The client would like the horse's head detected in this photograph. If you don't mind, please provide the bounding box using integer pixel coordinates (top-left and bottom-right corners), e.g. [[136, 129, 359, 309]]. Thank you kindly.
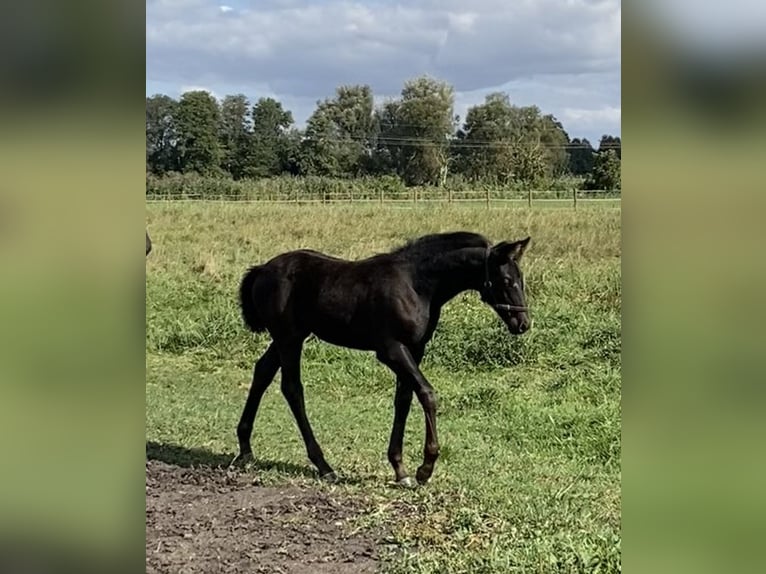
[[480, 236, 531, 335]]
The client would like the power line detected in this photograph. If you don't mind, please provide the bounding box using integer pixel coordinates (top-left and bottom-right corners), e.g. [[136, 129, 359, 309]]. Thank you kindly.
[[297, 134, 618, 150]]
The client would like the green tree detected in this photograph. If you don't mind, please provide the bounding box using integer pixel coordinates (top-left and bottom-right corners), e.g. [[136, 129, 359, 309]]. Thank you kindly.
[[218, 94, 251, 179], [330, 84, 377, 175], [509, 105, 550, 185], [454, 92, 516, 183], [247, 97, 294, 177], [540, 114, 570, 177], [584, 149, 621, 190], [175, 90, 223, 175], [280, 127, 304, 176], [378, 76, 456, 186], [567, 138, 596, 175], [454, 95, 569, 185], [146, 94, 179, 174], [299, 101, 341, 176], [299, 85, 376, 177], [598, 135, 621, 159], [369, 100, 403, 176]]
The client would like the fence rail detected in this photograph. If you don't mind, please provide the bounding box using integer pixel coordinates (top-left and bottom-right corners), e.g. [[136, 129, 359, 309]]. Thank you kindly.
[[146, 189, 620, 208]]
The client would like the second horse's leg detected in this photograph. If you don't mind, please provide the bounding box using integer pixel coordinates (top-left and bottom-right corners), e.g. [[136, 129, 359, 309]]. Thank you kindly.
[[279, 341, 336, 481]]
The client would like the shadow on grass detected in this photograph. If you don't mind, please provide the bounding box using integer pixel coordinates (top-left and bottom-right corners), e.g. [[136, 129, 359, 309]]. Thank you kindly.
[[145, 441, 368, 485]]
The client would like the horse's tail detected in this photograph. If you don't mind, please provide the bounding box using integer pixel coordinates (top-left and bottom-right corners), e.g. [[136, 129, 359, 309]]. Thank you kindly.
[[239, 265, 267, 333]]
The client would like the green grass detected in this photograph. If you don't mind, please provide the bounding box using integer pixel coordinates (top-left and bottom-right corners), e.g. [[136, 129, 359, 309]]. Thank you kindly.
[[146, 202, 621, 573]]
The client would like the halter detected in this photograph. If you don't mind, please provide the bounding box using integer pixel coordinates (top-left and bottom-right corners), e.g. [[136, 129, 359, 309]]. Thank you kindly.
[[482, 246, 529, 313]]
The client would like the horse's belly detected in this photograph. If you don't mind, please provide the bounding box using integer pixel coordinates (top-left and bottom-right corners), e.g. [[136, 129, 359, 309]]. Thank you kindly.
[[311, 325, 375, 351]]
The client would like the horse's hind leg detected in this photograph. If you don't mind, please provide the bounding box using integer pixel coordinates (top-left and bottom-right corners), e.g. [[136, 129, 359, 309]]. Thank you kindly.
[[278, 340, 336, 481], [232, 342, 281, 465]]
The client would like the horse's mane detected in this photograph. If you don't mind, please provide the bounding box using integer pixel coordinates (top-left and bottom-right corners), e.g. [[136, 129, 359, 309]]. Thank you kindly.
[[388, 231, 490, 263]]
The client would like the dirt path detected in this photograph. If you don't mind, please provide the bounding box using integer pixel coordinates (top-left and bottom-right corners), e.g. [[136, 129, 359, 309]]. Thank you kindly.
[[146, 460, 383, 574]]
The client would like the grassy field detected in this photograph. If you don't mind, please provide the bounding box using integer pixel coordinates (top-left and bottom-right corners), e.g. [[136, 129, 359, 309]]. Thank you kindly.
[[146, 202, 621, 573]]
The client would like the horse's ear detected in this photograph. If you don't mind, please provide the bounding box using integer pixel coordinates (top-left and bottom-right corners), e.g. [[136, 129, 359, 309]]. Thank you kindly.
[[493, 236, 531, 262], [511, 236, 531, 261]]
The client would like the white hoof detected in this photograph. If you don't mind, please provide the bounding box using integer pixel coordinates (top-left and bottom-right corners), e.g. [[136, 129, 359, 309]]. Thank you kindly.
[[395, 476, 416, 489]]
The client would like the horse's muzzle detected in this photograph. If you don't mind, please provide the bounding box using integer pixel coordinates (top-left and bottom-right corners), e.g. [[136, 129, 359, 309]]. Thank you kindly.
[[504, 311, 530, 335]]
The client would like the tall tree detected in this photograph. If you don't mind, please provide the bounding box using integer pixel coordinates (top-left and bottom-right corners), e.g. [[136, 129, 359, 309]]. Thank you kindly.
[[369, 100, 402, 176], [175, 90, 223, 175], [218, 94, 251, 179], [455, 95, 568, 185], [540, 114, 570, 177], [567, 138, 596, 175], [330, 84, 377, 175], [584, 149, 621, 190], [299, 101, 342, 176], [454, 92, 517, 183], [280, 127, 303, 176], [378, 76, 456, 186], [598, 135, 621, 159], [509, 105, 549, 184], [299, 85, 376, 177], [146, 94, 179, 174], [248, 97, 294, 177]]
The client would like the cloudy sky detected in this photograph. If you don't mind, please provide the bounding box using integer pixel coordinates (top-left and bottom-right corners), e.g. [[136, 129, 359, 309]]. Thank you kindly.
[[146, 0, 621, 144]]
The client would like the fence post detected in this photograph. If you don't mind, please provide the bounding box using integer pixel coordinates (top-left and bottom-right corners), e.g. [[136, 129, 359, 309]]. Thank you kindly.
[[485, 188, 490, 209], [379, 188, 384, 204], [573, 188, 577, 210], [448, 188, 453, 204], [527, 188, 532, 208]]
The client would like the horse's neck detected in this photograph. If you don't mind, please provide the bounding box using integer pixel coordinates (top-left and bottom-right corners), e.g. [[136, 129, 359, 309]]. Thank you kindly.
[[418, 247, 486, 305]]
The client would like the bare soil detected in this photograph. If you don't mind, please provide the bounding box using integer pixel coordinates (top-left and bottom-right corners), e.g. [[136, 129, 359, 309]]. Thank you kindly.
[[146, 460, 386, 574]]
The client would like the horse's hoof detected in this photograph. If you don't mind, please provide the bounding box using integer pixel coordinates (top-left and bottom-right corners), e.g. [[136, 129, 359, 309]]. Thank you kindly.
[[320, 471, 339, 483], [395, 476, 416, 489], [415, 467, 432, 485], [229, 452, 253, 468]]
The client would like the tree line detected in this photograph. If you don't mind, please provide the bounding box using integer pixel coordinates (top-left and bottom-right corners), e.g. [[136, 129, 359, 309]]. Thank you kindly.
[[147, 75, 621, 190]]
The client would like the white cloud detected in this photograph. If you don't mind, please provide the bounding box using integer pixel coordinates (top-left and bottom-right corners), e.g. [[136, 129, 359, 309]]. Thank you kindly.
[[561, 106, 621, 139], [146, 0, 621, 140], [563, 106, 621, 124], [447, 11, 478, 33], [178, 85, 220, 99]]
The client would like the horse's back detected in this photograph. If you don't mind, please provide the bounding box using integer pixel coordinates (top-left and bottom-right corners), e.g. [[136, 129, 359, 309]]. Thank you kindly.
[[253, 248, 422, 347]]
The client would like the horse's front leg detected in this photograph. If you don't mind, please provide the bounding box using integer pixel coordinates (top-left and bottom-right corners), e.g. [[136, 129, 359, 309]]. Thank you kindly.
[[387, 378, 414, 486], [386, 344, 425, 487], [378, 342, 439, 485]]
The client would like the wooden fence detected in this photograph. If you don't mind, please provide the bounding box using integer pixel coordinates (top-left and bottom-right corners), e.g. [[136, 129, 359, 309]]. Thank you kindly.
[[146, 189, 620, 208]]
